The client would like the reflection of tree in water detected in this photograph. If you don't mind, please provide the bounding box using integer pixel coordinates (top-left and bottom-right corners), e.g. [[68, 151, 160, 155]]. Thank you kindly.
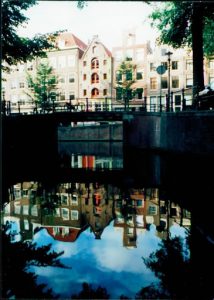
[[136, 233, 214, 300], [71, 282, 110, 299], [2, 224, 66, 299], [136, 236, 191, 299]]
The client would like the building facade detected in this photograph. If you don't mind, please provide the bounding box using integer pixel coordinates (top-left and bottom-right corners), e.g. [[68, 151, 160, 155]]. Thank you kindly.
[[2, 31, 214, 113]]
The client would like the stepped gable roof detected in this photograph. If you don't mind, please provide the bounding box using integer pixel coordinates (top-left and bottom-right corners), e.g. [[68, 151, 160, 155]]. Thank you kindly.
[[45, 226, 80, 242], [57, 32, 87, 50], [81, 36, 112, 59]]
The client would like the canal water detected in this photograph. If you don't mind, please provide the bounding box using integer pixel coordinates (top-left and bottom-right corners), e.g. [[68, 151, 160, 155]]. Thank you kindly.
[[2, 140, 214, 299]]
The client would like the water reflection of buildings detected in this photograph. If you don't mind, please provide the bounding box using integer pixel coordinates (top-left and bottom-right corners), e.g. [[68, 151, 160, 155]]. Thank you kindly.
[[4, 183, 191, 245], [66, 154, 123, 170]]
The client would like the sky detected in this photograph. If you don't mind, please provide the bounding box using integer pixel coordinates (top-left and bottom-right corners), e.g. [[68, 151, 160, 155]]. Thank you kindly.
[[17, 1, 160, 50]]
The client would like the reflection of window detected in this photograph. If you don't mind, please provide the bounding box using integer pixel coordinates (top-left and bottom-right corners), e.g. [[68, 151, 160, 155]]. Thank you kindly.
[[71, 210, 79, 220], [15, 205, 21, 214], [53, 227, 60, 235], [31, 205, 38, 216], [24, 219, 29, 230], [23, 205, 29, 215], [83, 89, 87, 96], [149, 205, 157, 215], [83, 74, 87, 80], [103, 89, 107, 96], [14, 189, 21, 199], [62, 227, 69, 236], [61, 208, 69, 220], [136, 199, 143, 207], [103, 73, 107, 80], [22, 189, 28, 197], [61, 194, 68, 205], [71, 194, 78, 205], [54, 208, 60, 216], [172, 76, 179, 88], [150, 77, 157, 89], [127, 227, 134, 235]]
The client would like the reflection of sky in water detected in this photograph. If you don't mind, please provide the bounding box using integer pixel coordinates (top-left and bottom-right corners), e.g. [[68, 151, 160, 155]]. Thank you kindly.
[[30, 221, 161, 298]]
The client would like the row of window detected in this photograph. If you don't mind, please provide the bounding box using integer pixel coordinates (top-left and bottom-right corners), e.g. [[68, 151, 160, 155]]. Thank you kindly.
[[150, 60, 214, 72], [83, 73, 108, 81], [83, 58, 107, 68], [116, 71, 143, 81], [13, 203, 79, 221], [83, 88, 108, 97], [10, 75, 75, 89], [150, 76, 194, 90]]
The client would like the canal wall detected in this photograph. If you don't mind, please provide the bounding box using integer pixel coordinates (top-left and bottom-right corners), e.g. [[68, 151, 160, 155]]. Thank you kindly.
[[123, 111, 214, 155], [58, 123, 123, 141]]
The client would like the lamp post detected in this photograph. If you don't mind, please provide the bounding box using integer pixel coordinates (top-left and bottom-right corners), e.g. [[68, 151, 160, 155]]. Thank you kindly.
[[165, 51, 173, 112]]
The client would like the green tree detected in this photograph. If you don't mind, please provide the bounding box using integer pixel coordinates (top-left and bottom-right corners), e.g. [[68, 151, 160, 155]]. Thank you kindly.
[[2, 224, 66, 299], [26, 62, 58, 111], [149, 1, 214, 100], [115, 58, 136, 110], [2, 0, 62, 71]]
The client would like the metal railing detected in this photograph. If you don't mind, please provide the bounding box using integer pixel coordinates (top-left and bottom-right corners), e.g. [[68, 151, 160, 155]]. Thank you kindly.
[[2, 92, 214, 116]]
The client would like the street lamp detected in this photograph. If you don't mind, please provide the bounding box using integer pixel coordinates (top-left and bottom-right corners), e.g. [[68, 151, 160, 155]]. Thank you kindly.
[[165, 51, 173, 112]]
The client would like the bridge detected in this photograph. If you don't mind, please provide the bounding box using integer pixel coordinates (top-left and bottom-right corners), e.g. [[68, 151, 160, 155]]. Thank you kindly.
[[3, 108, 214, 156]]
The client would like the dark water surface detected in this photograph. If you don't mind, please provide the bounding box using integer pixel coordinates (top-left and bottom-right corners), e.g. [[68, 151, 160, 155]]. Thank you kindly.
[[2, 141, 214, 299]]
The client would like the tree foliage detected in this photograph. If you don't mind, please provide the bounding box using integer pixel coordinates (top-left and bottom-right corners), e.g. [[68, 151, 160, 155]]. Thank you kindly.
[[115, 58, 136, 108], [26, 61, 58, 110], [71, 282, 110, 299], [2, 0, 61, 70], [2, 223, 66, 299], [150, 1, 214, 56], [149, 1, 214, 96]]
